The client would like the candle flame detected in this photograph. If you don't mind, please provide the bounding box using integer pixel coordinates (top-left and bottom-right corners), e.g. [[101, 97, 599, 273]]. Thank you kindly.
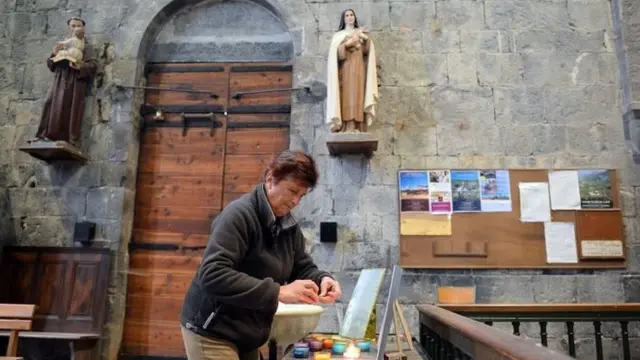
[[344, 342, 361, 359]]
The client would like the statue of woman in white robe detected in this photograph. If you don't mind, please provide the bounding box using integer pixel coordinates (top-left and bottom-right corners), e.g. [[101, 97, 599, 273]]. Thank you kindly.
[[326, 9, 379, 133]]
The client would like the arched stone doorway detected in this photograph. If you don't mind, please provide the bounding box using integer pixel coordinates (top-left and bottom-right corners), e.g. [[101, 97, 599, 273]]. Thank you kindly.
[[109, 0, 315, 358]]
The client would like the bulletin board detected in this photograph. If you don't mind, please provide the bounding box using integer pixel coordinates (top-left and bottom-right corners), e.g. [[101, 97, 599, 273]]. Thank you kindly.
[[398, 169, 627, 269]]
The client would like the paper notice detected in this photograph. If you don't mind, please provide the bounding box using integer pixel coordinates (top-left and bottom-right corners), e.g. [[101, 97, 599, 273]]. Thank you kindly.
[[544, 222, 578, 263], [548, 171, 581, 210], [519, 182, 551, 222], [581, 240, 624, 258]]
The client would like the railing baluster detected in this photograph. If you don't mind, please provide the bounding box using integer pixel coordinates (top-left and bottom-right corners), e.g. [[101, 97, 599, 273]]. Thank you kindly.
[[484, 321, 493, 326], [539, 321, 548, 347], [454, 347, 462, 360], [621, 320, 630, 360], [512, 321, 520, 336], [566, 321, 576, 357], [593, 321, 603, 360]]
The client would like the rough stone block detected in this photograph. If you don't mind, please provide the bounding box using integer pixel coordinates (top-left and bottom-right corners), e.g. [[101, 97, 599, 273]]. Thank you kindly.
[[363, 155, 401, 186], [384, 53, 432, 87], [423, 29, 460, 53], [447, 53, 477, 85], [474, 275, 536, 303], [378, 86, 434, 129], [389, 1, 436, 31], [373, 31, 423, 54], [359, 185, 397, 216], [9, 187, 87, 217], [503, 125, 566, 156], [430, 85, 495, 126], [516, 30, 607, 54], [311, 2, 390, 32], [460, 30, 513, 53], [476, 53, 524, 85], [393, 126, 437, 156], [86, 187, 126, 221], [576, 274, 624, 302], [485, 0, 570, 30], [381, 215, 400, 247], [308, 244, 344, 274], [568, 0, 613, 30], [532, 275, 578, 303], [435, 0, 485, 30], [342, 242, 390, 270], [622, 274, 640, 301], [619, 186, 637, 217], [494, 87, 544, 126], [12, 216, 75, 246], [9, 12, 47, 38], [544, 86, 618, 125]]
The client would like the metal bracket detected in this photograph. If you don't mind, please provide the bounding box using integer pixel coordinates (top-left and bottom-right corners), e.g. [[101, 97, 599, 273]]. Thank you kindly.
[[231, 80, 327, 101], [116, 84, 219, 99], [180, 112, 217, 137]]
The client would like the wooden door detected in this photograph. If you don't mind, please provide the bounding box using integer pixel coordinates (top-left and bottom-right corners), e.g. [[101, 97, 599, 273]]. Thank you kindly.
[[121, 62, 292, 358]]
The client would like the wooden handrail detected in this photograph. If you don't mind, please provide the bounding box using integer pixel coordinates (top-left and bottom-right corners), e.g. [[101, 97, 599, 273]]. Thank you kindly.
[[417, 304, 574, 360], [439, 303, 640, 313]]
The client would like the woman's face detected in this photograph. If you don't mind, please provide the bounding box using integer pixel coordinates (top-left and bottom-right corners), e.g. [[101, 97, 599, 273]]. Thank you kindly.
[[265, 175, 309, 217], [344, 10, 356, 26]]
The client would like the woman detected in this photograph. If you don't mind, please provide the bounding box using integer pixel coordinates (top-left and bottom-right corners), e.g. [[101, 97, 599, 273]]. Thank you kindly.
[[326, 9, 378, 133], [180, 150, 342, 360]]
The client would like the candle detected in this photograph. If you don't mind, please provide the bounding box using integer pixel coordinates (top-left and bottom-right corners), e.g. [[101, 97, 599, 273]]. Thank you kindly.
[[293, 346, 310, 358], [331, 341, 347, 355], [343, 343, 361, 359], [355, 339, 371, 352], [313, 352, 331, 360], [308, 340, 323, 352], [322, 338, 333, 349]]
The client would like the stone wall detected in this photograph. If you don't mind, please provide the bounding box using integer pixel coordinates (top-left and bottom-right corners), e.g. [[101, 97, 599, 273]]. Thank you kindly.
[[0, 0, 638, 359]]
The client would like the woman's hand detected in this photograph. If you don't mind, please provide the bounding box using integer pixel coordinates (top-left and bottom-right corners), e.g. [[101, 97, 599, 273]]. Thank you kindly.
[[278, 280, 319, 304], [318, 277, 342, 304]]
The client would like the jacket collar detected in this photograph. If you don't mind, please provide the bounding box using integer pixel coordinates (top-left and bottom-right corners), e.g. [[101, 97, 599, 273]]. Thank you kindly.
[[255, 183, 297, 230]]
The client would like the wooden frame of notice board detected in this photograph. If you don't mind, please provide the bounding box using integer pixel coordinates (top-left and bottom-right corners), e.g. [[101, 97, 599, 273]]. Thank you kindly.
[[397, 169, 626, 269]]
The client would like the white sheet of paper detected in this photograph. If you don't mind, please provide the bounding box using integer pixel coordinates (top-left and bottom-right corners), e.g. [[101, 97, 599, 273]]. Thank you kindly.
[[544, 222, 578, 263], [519, 182, 551, 222], [548, 171, 581, 210]]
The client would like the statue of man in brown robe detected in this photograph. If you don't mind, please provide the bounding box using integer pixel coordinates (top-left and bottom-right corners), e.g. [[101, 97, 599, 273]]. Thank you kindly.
[[326, 9, 378, 134], [32, 17, 97, 147]]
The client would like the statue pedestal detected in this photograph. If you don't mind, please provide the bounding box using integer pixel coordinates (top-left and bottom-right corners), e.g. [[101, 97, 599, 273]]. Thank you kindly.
[[19, 140, 89, 164], [325, 132, 378, 157]]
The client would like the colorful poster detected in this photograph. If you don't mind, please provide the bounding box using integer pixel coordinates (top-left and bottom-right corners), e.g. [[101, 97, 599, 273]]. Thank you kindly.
[[398, 171, 429, 212], [578, 170, 613, 209], [451, 170, 481, 212], [479, 170, 512, 212], [429, 170, 452, 213]]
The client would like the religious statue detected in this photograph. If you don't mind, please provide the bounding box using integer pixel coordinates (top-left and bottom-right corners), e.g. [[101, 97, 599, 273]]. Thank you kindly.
[[31, 17, 97, 147], [51, 25, 85, 70], [326, 9, 378, 134]]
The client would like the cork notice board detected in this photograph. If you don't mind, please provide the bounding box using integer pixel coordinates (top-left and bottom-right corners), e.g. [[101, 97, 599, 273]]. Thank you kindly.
[[398, 169, 626, 269]]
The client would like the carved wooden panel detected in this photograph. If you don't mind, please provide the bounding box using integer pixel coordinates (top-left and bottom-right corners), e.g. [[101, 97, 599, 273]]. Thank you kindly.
[[0, 247, 110, 334]]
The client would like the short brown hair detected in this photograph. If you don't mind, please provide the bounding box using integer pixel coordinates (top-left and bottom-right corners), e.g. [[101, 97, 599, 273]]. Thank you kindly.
[[264, 150, 319, 189]]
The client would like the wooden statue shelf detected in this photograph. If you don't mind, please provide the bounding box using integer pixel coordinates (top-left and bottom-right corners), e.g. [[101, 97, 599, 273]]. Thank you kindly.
[[19, 16, 96, 164], [325, 9, 379, 157], [397, 168, 627, 269]]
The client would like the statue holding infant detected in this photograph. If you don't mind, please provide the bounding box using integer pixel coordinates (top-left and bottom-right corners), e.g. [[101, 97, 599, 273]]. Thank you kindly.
[[326, 9, 379, 134], [30, 16, 97, 147]]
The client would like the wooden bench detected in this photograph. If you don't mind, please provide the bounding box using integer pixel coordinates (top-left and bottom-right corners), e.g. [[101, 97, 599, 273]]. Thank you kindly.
[[0, 246, 111, 360], [0, 304, 36, 360]]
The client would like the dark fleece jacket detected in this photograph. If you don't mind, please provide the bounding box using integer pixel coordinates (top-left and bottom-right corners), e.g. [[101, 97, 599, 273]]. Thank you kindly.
[[180, 184, 332, 352]]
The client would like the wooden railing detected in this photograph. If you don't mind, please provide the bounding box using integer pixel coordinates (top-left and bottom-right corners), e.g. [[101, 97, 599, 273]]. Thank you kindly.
[[418, 304, 640, 360]]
